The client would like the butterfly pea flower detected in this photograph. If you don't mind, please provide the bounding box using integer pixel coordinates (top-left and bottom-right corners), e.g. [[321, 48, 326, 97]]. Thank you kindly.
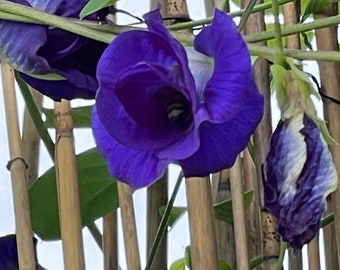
[[263, 112, 337, 250], [92, 8, 264, 189], [0, 234, 45, 269], [0, 0, 108, 100]]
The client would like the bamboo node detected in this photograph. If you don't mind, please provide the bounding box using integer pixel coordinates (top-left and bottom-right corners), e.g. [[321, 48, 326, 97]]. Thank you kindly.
[[6, 157, 28, 171]]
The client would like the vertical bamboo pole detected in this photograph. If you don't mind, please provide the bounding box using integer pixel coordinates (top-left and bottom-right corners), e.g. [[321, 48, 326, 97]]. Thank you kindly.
[[22, 89, 43, 186], [243, 149, 261, 261], [230, 156, 249, 270], [241, 1, 272, 268], [118, 182, 141, 270], [54, 100, 85, 270], [212, 170, 236, 269], [307, 236, 320, 270], [1, 63, 36, 270], [314, 3, 340, 269], [282, 2, 303, 268], [186, 177, 219, 270], [103, 213, 118, 270]]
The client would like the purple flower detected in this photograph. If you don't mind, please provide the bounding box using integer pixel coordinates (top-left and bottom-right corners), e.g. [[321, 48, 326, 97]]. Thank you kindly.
[[263, 113, 337, 250], [0, 234, 44, 269], [92, 8, 263, 189], [0, 0, 108, 100]]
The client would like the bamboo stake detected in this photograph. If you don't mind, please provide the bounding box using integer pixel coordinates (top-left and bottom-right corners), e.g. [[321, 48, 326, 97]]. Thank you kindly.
[[146, 174, 168, 270], [185, 177, 219, 270], [240, 1, 272, 269], [314, 4, 340, 269], [307, 236, 320, 270], [230, 156, 249, 270], [117, 182, 141, 270], [212, 170, 236, 269], [243, 149, 262, 261], [54, 100, 85, 270], [282, 2, 303, 268], [22, 89, 43, 187], [103, 213, 118, 270], [1, 63, 36, 270]]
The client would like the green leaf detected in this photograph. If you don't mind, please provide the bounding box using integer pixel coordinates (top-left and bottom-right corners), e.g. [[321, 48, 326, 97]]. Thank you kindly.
[[42, 105, 92, 128], [169, 258, 186, 270], [301, 0, 332, 22], [214, 190, 254, 223], [219, 259, 232, 270], [159, 206, 186, 229], [79, 0, 118, 19], [29, 148, 118, 240]]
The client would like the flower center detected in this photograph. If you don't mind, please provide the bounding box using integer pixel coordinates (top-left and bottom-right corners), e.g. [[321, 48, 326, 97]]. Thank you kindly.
[[166, 93, 193, 130]]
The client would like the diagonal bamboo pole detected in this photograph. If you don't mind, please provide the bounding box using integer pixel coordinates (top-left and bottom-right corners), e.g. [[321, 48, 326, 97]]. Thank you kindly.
[[186, 176, 219, 270], [314, 3, 340, 269], [1, 63, 36, 270], [117, 182, 141, 270], [22, 89, 42, 187], [230, 156, 249, 270], [54, 100, 85, 270]]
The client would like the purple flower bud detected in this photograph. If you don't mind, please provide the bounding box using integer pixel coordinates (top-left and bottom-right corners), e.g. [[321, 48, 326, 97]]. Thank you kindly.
[[263, 113, 337, 250]]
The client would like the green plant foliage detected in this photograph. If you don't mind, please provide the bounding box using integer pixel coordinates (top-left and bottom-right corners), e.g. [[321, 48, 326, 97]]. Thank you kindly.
[[301, 0, 336, 22], [219, 259, 232, 270], [158, 206, 186, 229], [214, 189, 254, 223], [79, 0, 118, 19], [29, 148, 119, 240], [169, 258, 186, 270], [42, 105, 92, 128]]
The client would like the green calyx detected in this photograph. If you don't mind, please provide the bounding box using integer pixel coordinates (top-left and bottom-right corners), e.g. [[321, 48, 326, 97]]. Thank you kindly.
[[271, 57, 336, 144]]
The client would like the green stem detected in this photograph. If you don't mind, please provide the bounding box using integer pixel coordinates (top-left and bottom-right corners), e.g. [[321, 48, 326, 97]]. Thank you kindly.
[[272, 0, 285, 65], [145, 171, 184, 270], [86, 222, 103, 251], [276, 240, 287, 270], [249, 255, 263, 269], [14, 72, 55, 160], [238, 0, 258, 32], [168, 0, 293, 30], [245, 15, 340, 43], [0, 0, 114, 43]]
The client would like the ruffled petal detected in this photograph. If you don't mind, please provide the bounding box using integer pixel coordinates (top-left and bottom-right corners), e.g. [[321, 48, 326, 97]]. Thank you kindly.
[[194, 9, 254, 122], [92, 107, 169, 189], [179, 80, 263, 176]]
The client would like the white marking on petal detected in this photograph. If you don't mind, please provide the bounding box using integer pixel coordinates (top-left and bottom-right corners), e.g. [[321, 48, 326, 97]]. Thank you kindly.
[[280, 113, 307, 202], [185, 47, 213, 100]]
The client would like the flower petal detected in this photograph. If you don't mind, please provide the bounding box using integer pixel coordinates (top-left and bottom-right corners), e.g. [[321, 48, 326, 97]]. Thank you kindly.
[[180, 80, 263, 176], [92, 107, 169, 189], [194, 9, 254, 122]]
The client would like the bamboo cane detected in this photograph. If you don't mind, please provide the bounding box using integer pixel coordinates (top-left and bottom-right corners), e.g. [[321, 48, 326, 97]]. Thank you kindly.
[[230, 156, 249, 270], [314, 3, 340, 269], [54, 100, 85, 270], [103, 213, 118, 270], [282, 2, 303, 268], [1, 63, 36, 270], [307, 236, 320, 270], [185, 176, 219, 270], [212, 170, 236, 269], [22, 89, 43, 187], [117, 182, 141, 270]]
